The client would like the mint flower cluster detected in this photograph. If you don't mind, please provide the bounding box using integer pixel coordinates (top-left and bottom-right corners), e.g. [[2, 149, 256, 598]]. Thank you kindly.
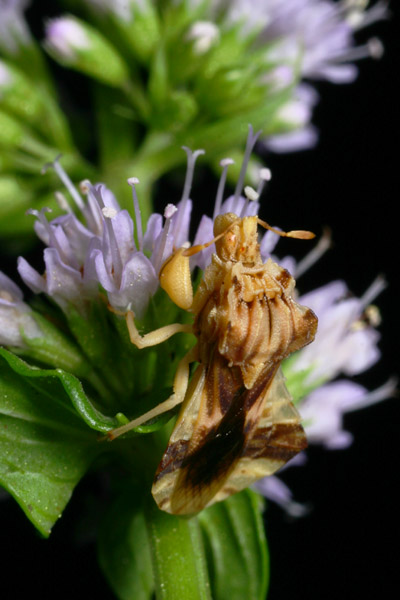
[[0, 128, 392, 535], [0, 0, 386, 238]]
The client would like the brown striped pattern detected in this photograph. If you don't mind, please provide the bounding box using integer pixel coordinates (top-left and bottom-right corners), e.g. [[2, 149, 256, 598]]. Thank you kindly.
[[152, 215, 317, 514]]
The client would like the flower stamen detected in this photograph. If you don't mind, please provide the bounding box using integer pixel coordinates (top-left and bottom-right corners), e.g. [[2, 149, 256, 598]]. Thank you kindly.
[[295, 228, 332, 278], [42, 155, 86, 213], [240, 186, 260, 218], [346, 377, 397, 411], [329, 37, 384, 64], [359, 274, 387, 309], [175, 147, 205, 237], [127, 177, 143, 252], [101, 203, 123, 288], [153, 204, 178, 275], [80, 180, 104, 234], [54, 191, 73, 214], [257, 168, 272, 197], [213, 158, 235, 220], [232, 125, 262, 213]]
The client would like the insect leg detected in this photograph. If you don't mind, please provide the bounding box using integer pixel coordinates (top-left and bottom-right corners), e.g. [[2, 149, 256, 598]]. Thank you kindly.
[[106, 346, 197, 440], [125, 310, 192, 349]]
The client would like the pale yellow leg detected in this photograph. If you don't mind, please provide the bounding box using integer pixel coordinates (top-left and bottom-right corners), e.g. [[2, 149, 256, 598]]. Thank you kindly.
[[107, 346, 198, 440], [125, 310, 192, 349]]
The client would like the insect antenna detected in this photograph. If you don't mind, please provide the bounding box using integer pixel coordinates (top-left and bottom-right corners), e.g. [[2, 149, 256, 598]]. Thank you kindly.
[[257, 218, 315, 240]]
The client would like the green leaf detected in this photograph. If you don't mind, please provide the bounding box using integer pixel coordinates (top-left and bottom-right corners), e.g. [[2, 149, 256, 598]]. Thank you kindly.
[[198, 490, 269, 600], [145, 500, 211, 600], [98, 486, 154, 600], [0, 348, 120, 432], [0, 348, 106, 536]]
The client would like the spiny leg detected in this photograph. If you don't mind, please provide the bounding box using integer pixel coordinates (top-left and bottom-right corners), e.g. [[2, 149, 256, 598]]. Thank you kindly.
[[107, 346, 198, 440]]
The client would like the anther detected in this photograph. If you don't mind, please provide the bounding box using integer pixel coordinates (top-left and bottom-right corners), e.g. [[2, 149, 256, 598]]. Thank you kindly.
[[257, 167, 272, 197], [164, 204, 178, 220], [54, 191, 72, 213], [241, 186, 260, 217], [102, 206, 118, 219]]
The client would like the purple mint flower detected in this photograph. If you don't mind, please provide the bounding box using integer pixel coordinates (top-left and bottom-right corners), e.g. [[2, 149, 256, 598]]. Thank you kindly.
[[264, 84, 319, 153], [15, 127, 298, 319], [227, 0, 386, 82], [16, 150, 207, 317], [0, 270, 42, 347], [264, 125, 319, 154], [255, 453, 309, 516], [87, 187, 158, 317], [15, 158, 107, 313], [17, 206, 99, 313], [292, 277, 386, 385], [220, 0, 386, 152], [16, 158, 158, 317], [300, 378, 396, 449]]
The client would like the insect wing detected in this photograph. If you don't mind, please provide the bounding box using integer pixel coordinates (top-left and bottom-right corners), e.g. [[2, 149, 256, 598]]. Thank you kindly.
[[152, 351, 306, 515], [151, 361, 208, 514], [212, 367, 307, 506]]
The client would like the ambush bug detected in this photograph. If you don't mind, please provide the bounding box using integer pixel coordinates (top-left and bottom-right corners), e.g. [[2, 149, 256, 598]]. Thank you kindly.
[[108, 213, 318, 515]]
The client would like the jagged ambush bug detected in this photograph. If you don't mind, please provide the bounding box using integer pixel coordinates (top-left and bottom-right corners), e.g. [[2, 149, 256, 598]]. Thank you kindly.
[[108, 210, 318, 515]]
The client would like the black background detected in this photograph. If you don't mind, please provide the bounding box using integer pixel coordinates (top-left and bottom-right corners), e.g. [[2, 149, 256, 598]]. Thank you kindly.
[[1, 2, 398, 599]]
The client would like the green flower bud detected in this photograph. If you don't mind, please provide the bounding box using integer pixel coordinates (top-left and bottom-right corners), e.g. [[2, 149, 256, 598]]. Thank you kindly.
[[87, 0, 160, 63], [0, 110, 25, 147], [0, 176, 30, 220], [44, 16, 130, 87], [0, 59, 44, 125]]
